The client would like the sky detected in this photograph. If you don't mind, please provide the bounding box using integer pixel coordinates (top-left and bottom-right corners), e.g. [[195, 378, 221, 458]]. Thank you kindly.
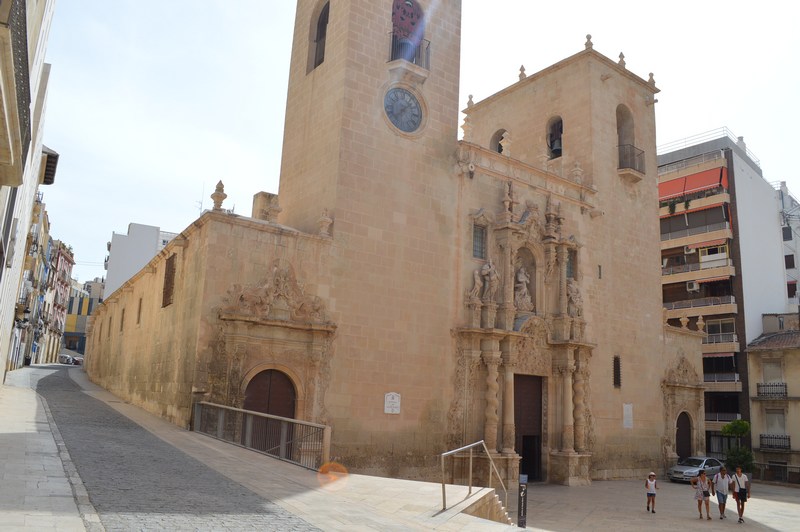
[[42, 1, 800, 283]]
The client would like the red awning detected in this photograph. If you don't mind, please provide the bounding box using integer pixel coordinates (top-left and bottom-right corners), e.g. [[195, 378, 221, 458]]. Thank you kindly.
[[703, 352, 735, 358], [686, 238, 728, 250], [697, 276, 731, 284], [658, 167, 728, 201], [789, 280, 798, 285]]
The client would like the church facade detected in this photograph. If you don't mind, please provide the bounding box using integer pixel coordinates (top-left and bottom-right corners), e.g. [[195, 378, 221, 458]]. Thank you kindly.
[[86, 0, 706, 485]]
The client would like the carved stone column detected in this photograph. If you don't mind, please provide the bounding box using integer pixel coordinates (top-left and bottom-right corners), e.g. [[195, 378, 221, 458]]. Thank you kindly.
[[482, 351, 502, 452], [557, 245, 568, 315], [499, 241, 515, 331], [483, 302, 498, 329], [561, 361, 575, 453], [501, 350, 516, 454], [467, 300, 482, 329], [573, 349, 586, 452]]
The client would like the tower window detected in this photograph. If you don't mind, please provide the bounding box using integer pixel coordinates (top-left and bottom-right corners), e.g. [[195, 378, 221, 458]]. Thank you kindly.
[[162, 254, 176, 308], [473, 224, 487, 259], [490, 129, 507, 154], [389, 0, 429, 68], [310, 2, 329, 71], [547, 117, 563, 159], [613, 356, 622, 388]]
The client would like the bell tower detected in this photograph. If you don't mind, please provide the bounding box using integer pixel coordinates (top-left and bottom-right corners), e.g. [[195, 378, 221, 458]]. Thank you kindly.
[[275, 0, 465, 468]]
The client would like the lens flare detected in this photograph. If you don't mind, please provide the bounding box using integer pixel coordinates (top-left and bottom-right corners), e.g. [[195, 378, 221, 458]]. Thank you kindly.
[[317, 461, 349, 491]]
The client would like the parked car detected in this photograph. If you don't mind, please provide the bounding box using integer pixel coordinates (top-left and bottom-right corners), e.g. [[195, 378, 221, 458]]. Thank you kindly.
[[58, 353, 73, 365], [71, 355, 84, 365], [668, 456, 724, 482]]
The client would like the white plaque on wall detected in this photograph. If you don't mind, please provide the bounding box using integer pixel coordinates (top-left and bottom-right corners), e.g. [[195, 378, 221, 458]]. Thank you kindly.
[[623, 403, 633, 429], [384, 392, 401, 414]]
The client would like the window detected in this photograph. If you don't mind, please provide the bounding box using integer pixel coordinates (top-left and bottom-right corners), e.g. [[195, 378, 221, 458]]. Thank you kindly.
[[789, 282, 797, 299], [162, 254, 176, 308], [472, 224, 487, 259], [566, 249, 577, 279], [763, 360, 782, 383], [490, 129, 507, 154], [765, 409, 786, 435], [613, 355, 621, 388], [137, 297, 142, 325], [778, 316, 785, 330], [782, 226, 793, 241], [785, 254, 795, 269], [309, 2, 329, 71], [700, 245, 728, 257], [706, 319, 735, 335], [546, 117, 563, 159], [119, 308, 125, 331], [107, 316, 111, 338]]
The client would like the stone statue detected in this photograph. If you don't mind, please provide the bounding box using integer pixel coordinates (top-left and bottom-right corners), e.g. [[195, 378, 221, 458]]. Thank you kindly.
[[567, 278, 583, 317], [481, 259, 500, 302], [514, 266, 534, 312], [468, 269, 482, 301]]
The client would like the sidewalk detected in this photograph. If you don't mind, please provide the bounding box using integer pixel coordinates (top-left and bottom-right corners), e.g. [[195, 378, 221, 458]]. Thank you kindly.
[[0, 370, 88, 531]]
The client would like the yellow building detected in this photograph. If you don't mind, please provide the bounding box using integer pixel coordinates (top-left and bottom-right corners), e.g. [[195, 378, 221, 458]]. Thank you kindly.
[[87, 0, 704, 485]]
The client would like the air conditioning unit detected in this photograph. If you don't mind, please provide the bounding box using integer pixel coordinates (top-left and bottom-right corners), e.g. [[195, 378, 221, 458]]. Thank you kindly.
[[686, 281, 700, 292], [684, 246, 696, 254]]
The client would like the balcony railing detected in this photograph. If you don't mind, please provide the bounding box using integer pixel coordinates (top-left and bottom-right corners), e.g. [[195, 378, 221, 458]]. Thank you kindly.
[[193, 402, 331, 471], [757, 382, 788, 398], [704, 372, 739, 383], [659, 185, 728, 206], [661, 221, 730, 241], [702, 333, 737, 345], [618, 144, 645, 174], [663, 295, 735, 310], [388, 31, 430, 70], [661, 258, 734, 276], [705, 412, 741, 422], [760, 434, 791, 450]]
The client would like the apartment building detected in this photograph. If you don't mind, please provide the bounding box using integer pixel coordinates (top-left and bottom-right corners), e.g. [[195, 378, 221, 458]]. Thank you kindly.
[[64, 277, 104, 354], [104, 223, 177, 297], [775, 182, 800, 312], [657, 128, 788, 458]]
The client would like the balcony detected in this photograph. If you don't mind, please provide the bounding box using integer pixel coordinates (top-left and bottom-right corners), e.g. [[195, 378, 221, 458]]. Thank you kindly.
[[704, 371, 742, 392], [756, 382, 788, 399], [705, 412, 741, 432], [618, 144, 645, 182], [703, 333, 738, 345], [660, 223, 733, 252], [387, 31, 430, 85], [760, 434, 791, 451], [663, 295, 737, 319]]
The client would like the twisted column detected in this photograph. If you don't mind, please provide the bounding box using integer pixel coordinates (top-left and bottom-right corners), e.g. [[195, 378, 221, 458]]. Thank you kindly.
[[573, 349, 586, 452], [482, 351, 502, 452], [501, 350, 516, 454], [561, 362, 575, 452]]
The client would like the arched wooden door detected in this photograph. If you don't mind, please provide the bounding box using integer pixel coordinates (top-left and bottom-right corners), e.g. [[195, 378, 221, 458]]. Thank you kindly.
[[676, 412, 692, 460], [243, 370, 296, 457]]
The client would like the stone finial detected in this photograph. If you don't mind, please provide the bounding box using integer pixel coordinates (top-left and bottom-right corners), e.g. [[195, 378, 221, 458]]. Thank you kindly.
[[585, 34, 593, 50], [318, 208, 333, 237], [618, 53, 626, 68], [696, 315, 705, 332], [679, 314, 689, 329], [467, 94, 474, 108], [519, 65, 526, 81], [648, 72, 656, 86], [461, 113, 473, 142], [211, 181, 227, 211]]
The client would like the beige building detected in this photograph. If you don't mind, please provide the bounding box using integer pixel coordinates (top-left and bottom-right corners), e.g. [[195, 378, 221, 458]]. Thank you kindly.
[[747, 313, 800, 481], [86, 0, 705, 485]]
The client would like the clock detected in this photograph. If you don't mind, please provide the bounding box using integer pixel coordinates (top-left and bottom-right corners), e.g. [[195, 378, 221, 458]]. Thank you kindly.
[[384, 87, 422, 133]]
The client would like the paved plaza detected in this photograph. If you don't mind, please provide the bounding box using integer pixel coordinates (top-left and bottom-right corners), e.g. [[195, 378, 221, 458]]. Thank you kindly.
[[1, 365, 798, 531]]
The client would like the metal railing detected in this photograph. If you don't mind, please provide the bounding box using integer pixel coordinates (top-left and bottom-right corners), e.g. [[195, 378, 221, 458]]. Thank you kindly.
[[618, 144, 645, 174], [193, 402, 331, 471], [388, 31, 430, 69], [657, 127, 760, 168], [658, 147, 725, 174], [757, 382, 788, 398], [660, 185, 728, 205], [702, 333, 738, 344], [752, 462, 800, 484], [759, 434, 791, 451], [704, 372, 739, 383], [705, 412, 741, 422], [440, 440, 507, 512], [663, 295, 735, 310], [661, 222, 730, 241]]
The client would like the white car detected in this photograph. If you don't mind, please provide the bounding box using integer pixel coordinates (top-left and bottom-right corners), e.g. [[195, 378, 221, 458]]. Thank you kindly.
[[668, 456, 724, 482], [58, 353, 73, 364]]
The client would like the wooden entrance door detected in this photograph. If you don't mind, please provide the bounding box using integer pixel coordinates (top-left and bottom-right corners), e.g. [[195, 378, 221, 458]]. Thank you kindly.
[[243, 370, 296, 456], [676, 412, 692, 460], [514, 375, 543, 481]]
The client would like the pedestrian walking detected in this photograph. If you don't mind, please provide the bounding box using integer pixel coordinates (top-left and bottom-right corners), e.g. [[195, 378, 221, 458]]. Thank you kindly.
[[732, 466, 750, 524], [644, 472, 658, 513], [711, 466, 732, 519], [690, 470, 712, 520]]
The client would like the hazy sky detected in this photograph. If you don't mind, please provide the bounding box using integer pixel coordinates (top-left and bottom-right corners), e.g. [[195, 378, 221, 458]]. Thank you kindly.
[[42, 1, 800, 282]]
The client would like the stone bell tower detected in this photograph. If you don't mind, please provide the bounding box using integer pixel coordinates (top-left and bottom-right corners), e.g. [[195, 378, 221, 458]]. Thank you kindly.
[[276, 0, 466, 471]]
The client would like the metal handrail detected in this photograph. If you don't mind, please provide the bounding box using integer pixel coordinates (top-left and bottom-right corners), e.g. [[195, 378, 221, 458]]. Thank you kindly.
[[440, 440, 507, 511]]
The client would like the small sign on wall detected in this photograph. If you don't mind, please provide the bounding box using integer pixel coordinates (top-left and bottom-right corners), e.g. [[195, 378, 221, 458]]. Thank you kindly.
[[384, 392, 401, 414], [623, 403, 633, 429]]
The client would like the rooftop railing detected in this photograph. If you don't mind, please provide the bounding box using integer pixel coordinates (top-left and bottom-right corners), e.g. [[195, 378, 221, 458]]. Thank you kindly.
[[663, 295, 735, 310]]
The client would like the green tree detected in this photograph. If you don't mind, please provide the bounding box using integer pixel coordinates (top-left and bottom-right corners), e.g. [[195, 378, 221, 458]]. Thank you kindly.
[[721, 419, 754, 473]]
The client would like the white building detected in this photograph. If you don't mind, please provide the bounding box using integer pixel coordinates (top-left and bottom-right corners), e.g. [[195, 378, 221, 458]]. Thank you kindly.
[[775, 181, 800, 312], [104, 223, 177, 297], [1, 0, 58, 382]]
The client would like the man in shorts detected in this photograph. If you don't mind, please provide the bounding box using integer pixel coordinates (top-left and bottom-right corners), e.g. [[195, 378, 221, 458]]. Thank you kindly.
[[711, 466, 732, 519], [732, 466, 751, 523]]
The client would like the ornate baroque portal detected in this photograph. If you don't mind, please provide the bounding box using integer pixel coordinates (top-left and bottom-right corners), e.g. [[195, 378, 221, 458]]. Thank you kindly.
[[451, 181, 594, 485]]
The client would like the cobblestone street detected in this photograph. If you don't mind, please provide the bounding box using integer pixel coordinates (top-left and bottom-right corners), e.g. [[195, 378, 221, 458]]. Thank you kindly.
[[21, 366, 319, 531]]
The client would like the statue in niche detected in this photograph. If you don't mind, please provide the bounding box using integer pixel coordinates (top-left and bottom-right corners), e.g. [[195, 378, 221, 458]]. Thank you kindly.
[[514, 266, 534, 312], [567, 278, 583, 318], [481, 259, 500, 302], [468, 269, 483, 301]]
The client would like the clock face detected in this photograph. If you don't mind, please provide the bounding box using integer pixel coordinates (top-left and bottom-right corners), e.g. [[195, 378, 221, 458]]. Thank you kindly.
[[384, 87, 422, 133]]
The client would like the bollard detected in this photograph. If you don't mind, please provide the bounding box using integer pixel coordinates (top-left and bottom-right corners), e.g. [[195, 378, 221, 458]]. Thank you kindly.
[[517, 474, 528, 528]]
